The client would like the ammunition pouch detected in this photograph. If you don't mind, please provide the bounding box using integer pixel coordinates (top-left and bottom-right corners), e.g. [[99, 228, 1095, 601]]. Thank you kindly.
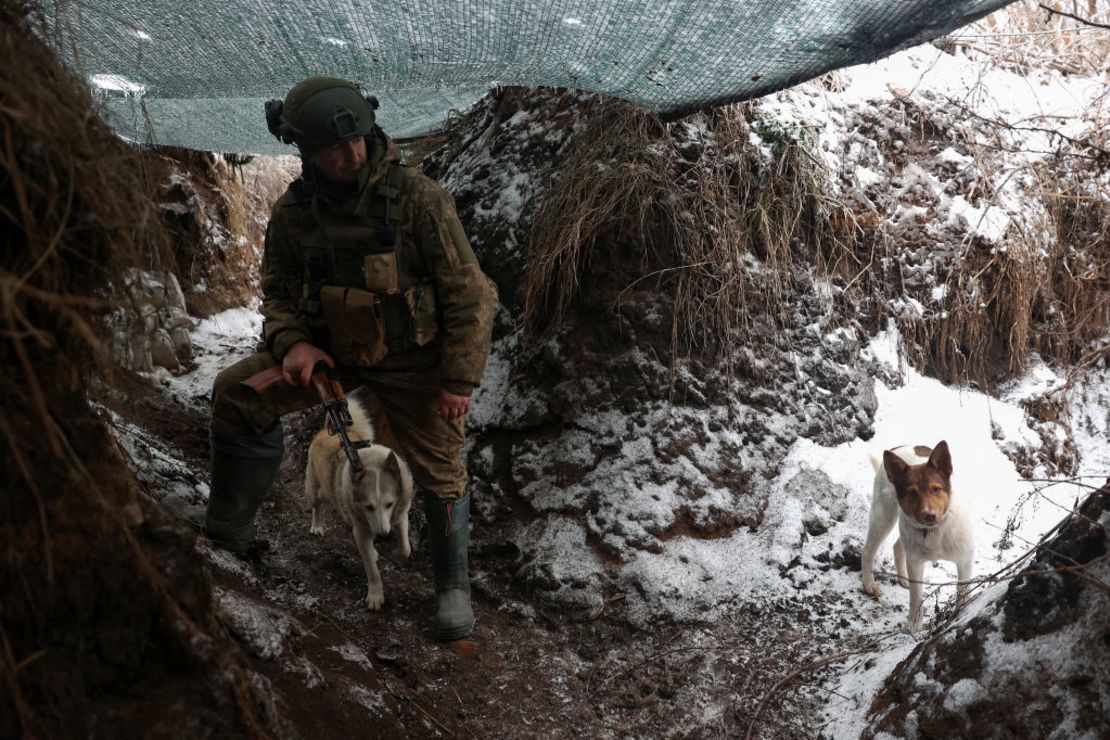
[[316, 281, 438, 368], [320, 285, 388, 367]]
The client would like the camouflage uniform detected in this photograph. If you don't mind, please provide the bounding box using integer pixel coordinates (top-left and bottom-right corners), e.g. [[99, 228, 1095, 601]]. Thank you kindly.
[[193, 76, 490, 640], [210, 130, 498, 501]]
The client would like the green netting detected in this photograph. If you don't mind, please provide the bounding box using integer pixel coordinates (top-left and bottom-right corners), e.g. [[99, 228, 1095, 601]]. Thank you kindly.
[[42, 0, 1013, 155]]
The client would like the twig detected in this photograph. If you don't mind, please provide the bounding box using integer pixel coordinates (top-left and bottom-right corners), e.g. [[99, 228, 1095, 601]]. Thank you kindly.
[[941, 97, 1110, 162], [0, 624, 33, 734], [870, 553, 1110, 593], [1017, 479, 1110, 530], [1022, 476, 1110, 484], [292, 602, 458, 736], [600, 631, 695, 686], [977, 518, 1110, 594], [1038, 3, 1110, 31], [587, 593, 626, 622], [744, 644, 881, 740], [387, 681, 455, 737]]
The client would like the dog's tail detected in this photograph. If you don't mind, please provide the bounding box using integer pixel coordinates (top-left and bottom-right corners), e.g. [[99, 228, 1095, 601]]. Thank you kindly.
[[344, 396, 375, 444], [867, 450, 884, 472]]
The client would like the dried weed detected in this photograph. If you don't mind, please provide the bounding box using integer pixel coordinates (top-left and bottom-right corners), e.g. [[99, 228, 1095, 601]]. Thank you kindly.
[[521, 98, 858, 375]]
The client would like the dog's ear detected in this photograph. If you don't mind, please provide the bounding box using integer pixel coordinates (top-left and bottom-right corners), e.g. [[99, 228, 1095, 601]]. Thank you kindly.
[[928, 440, 952, 477], [883, 449, 909, 482], [384, 450, 400, 474]]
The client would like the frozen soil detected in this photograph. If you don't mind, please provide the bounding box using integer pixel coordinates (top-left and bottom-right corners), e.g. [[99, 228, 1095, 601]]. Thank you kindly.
[[105, 358, 1107, 739], [100, 369, 884, 738]]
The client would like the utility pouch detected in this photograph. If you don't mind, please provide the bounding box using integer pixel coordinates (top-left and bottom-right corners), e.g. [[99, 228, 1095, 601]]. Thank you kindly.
[[405, 282, 438, 347], [320, 285, 388, 367], [364, 253, 399, 295]]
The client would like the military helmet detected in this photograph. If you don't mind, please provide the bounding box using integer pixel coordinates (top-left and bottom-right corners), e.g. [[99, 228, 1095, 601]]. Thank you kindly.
[[265, 77, 379, 153]]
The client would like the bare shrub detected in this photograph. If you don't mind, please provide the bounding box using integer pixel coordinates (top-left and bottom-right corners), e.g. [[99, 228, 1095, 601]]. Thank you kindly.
[[950, 0, 1110, 77], [521, 98, 858, 371]]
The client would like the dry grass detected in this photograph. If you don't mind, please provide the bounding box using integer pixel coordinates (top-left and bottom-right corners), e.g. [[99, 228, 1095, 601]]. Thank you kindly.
[[521, 98, 859, 372], [1037, 169, 1110, 369], [516, 86, 1105, 389], [912, 236, 1042, 384], [902, 124, 1109, 386], [143, 145, 281, 316], [953, 0, 1110, 77], [1, 4, 271, 735]]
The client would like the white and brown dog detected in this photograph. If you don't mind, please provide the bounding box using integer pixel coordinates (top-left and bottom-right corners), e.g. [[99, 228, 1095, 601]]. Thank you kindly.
[[304, 397, 413, 610], [861, 441, 974, 633]]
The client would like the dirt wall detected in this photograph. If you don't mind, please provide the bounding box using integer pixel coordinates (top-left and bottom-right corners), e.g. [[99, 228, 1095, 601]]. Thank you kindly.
[[0, 6, 280, 736]]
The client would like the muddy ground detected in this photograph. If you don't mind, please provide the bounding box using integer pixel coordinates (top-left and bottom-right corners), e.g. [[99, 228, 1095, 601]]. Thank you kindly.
[[98, 368, 881, 739]]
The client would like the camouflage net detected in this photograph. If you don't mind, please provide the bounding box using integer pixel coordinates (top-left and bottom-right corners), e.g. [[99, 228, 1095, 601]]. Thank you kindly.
[[41, 0, 1012, 153]]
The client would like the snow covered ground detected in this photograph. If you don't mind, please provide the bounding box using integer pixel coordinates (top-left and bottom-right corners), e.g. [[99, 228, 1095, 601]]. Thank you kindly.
[[162, 301, 263, 410], [143, 293, 1107, 737]]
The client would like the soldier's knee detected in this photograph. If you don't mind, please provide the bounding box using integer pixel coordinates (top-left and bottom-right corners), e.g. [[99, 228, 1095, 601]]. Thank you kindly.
[[212, 366, 241, 406], [211, 353, 277, 408], [209, 354, 279, 436]]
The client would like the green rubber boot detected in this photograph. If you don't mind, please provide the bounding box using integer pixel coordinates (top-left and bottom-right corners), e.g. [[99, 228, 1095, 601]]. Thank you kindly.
[[204, 427, 284, 553], [424, 492, 475, 641]]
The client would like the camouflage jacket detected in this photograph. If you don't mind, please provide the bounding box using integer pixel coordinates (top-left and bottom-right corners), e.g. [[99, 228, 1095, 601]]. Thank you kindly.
[[259, 131, 498, 396]]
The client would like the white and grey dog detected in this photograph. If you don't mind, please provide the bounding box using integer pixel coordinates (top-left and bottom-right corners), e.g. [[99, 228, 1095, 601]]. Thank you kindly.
[[304, 396, 413, 610]]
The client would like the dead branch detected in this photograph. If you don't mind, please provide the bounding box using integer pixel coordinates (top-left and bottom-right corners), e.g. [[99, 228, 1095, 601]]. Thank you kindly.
[[942, 95, 1110, 163], [1038, 3, 1110, 31], [388, 682, 456, 738]]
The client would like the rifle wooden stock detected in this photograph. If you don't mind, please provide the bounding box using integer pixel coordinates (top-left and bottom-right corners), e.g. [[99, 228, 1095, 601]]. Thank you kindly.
[[239, 364, 366, 477], [239, 365, 289, 393]]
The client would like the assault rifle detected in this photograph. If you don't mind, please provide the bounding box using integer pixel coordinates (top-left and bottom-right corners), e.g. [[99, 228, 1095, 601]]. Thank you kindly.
[[310, 363, 372, 480], [238, 362, 370, 479]]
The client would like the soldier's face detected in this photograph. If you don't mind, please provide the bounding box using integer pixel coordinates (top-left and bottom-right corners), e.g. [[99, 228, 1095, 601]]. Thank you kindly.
[[309, 137, 367, 184]]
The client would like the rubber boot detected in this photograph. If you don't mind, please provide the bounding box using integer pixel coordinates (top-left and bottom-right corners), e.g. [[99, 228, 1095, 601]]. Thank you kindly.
[[424, 492, 475, 641], [204, 426, 284, 553], [162, 494, 207, 530]]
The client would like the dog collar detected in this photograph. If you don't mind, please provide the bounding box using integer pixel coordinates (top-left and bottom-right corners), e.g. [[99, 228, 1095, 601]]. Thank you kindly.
[[908, 522, 939, 540]]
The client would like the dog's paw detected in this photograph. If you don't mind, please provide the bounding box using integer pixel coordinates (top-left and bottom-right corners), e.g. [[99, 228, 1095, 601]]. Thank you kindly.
[[897, 575, 910, 589], [905, 615, 923, 634], [862, 578, 883, 598], [398, 541, 411, 559], [366, 589, 385, 610], [310, 522, 325, 536]]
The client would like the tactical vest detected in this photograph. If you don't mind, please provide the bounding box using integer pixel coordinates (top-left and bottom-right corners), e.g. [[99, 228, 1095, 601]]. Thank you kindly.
[[294, 164, 438, 367]]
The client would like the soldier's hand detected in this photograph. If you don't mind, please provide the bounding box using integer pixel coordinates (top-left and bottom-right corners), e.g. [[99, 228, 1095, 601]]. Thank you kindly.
[[437, 390, 471, 421], [282, 341, 334, 387]]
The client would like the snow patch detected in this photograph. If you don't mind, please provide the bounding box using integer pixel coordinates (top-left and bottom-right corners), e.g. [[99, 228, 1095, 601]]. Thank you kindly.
[[215, 588, 302, 660]]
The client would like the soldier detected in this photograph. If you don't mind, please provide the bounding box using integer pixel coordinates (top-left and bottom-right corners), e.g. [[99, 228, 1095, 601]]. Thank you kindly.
[[201, 77, 497, 641]]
